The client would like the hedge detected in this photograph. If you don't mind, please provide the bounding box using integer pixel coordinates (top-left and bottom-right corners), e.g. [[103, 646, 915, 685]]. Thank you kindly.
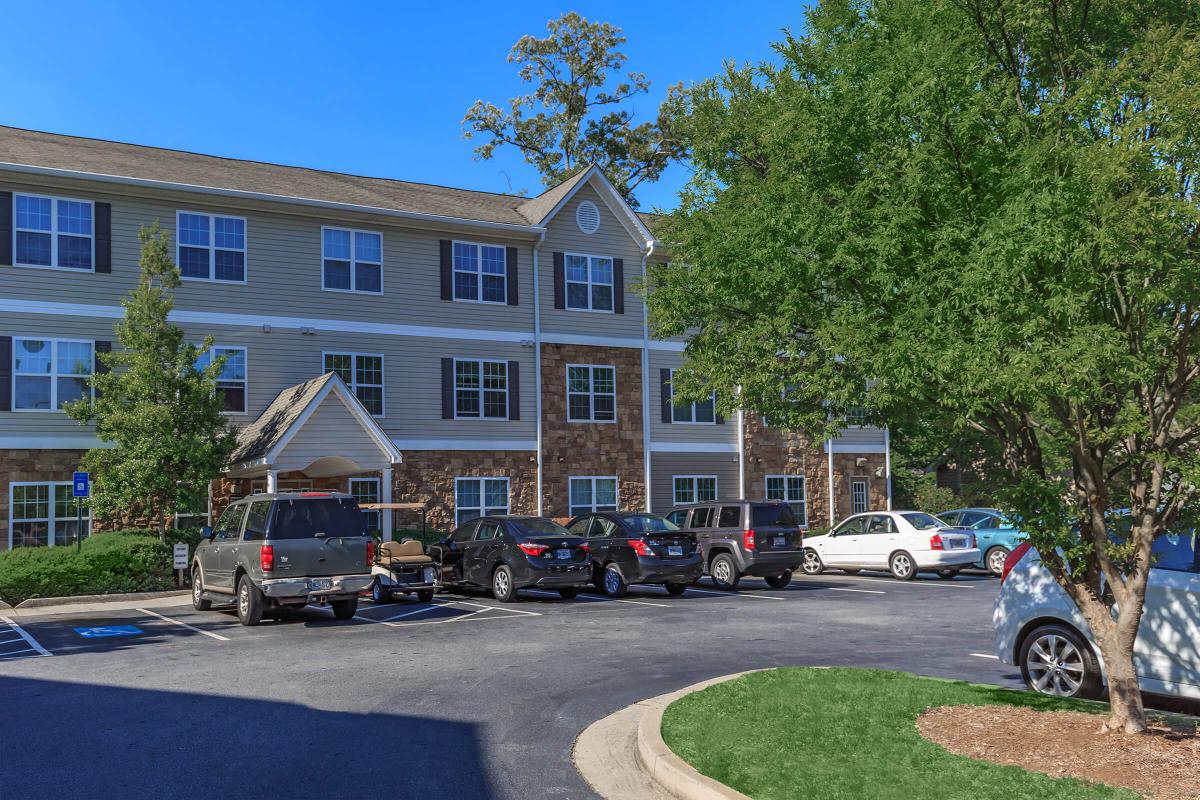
[[0, 531, 178, 605]]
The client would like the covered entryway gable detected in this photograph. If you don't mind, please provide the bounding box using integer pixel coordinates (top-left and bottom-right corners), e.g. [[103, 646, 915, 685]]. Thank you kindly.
[[225, 372, 402, 537]]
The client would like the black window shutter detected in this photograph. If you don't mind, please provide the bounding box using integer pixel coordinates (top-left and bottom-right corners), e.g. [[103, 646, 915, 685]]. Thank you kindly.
[[553, 252, 565, 309], [660, 368, 673, 424], [613, 258, 624, 314], [439, 240, 453, 300], [507, 360, 520, 420], [441, 358, 455, 419], [0, 192, 12, 266], [505, 247, 518, 306], [94, 341, 112, 399], [94, 202, 112, 273], [0, 336, 11, 412]]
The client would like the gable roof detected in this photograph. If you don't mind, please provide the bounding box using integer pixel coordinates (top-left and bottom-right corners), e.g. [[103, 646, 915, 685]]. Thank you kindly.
[[516, 168, 593, 225]]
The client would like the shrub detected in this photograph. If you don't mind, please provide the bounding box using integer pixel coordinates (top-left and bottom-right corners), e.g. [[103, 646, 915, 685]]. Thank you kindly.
[[0, 532, 175, 605]]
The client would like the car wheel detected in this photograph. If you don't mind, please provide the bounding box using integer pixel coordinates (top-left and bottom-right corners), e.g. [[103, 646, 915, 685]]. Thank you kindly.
[[558, 587, 579, 599], [801, 549, 824, 576], [371, 579, 392, 604], [1019, 624, 1103, 699], [709, 553, 740, 591], [764, 571, 793, 589], [664, 582, 688, 596], [236, 575, 264, 626], [330, 596, 358, 620], [936, 569, 960, 580], [191, 565, 212, 611], [602, 563, 629, 598], [889, 551, 917, 581], [985, 546, 1010, 577], [416, 589, 435, 603], [492, 564, 517, 603]]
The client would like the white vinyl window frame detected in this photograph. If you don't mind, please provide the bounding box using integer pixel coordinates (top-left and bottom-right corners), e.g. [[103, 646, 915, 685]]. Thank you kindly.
[[454, 477, 510, 527], [322, 351, 385, 417], [321, 226, 384, 295], [453, 358, 509, 420], [669, 368, 717, 425], [569, 476, 619, 516], [349, 477, 382, 532], [175, 210, 248, 284], [673, 475, 718, 506], [8, 481, 92, 549], [563, 252, 615, 312], [566, 363, 616, 423], [12, 192, 96, 271], [850, 478, 870, 514], [12, 337, 94, 413], [196, 345, 249, 415], [765, 475, 808, 527], [452, 240, 509, 304]]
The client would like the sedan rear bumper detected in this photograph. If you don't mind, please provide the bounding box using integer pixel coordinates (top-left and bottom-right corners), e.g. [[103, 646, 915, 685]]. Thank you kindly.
[[260, 574, 373, 599], [915, 549, 982, 570], [631, 554, 704, 584]]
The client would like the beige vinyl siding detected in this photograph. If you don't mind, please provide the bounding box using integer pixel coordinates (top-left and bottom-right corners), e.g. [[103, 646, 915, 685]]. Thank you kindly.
[[272, 398, 388, 473], [830, 425, 888, 450], [539, 183, 647, 341], [649, 452, 741, 514], [647, 350, 738, 445]]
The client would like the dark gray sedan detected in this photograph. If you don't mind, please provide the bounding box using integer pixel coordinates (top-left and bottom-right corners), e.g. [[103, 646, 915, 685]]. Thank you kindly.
[[565, 512, 702, 596]]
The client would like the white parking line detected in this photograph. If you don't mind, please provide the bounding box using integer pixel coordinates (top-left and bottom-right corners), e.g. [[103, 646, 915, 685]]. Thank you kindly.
[[377, 605, 445, 623], [685, 587, 784, 600], [0, 616, 52, 657], [828, 587, 886, 595], [435, 598, 541, 616], [523, 589, 670, 608], [136, 608, 231, 641], [970, 652, 1000, 660], [825, 576, 978, 589]]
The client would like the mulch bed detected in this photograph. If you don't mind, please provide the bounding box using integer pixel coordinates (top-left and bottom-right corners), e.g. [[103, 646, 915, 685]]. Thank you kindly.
[[917, 704, 1200, 799]]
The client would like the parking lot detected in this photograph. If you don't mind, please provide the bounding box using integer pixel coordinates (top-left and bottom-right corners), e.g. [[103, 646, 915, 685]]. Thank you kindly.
[[0, 571, 1013, 800]]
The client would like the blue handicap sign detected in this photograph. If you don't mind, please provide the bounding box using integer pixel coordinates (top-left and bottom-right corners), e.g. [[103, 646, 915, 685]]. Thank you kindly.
[[75, 626, 143, 639], [72, 471, 89, 498]]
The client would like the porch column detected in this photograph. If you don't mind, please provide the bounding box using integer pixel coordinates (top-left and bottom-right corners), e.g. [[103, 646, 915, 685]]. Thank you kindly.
[[266, 469, 279, 494], [381, 467, 393, 541]]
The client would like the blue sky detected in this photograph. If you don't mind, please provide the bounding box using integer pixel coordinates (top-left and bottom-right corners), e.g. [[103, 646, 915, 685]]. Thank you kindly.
[[0, 1, 806, 211]]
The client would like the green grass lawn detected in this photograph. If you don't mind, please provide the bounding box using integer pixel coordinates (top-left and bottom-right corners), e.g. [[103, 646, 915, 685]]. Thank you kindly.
[[660, 668, 1137, 800]]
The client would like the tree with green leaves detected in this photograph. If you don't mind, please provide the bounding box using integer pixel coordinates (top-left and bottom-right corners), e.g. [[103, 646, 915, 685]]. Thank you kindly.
[[66, 224, 237, 537], [462, 11, 680, 205], [651, 0, 1200, 733]]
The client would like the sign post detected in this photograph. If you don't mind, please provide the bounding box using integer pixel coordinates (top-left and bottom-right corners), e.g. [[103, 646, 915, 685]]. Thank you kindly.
[[173, 543, 189, 587], [72, 471, 89, 552]]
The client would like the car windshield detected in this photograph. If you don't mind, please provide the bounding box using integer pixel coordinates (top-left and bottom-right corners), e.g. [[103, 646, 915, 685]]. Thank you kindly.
[[901, 512, 943, 530], [752, 504, 798, 527], [621, 514, 679, 532], [271, 498, 366, 538], [1152, 531, 1199, 573], [510, 518, 573, 537]]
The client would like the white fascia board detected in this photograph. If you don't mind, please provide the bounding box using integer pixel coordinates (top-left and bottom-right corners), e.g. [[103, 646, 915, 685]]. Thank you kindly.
[[649, 441, 739, 453], [535, 166, 656, 249], [824, 442, 888, 454], [392, 438, 537, 452]]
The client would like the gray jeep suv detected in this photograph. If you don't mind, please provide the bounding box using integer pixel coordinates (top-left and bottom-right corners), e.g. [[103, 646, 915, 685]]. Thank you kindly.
[[191, 492, 374, 625], [665, 499, 804, 590]]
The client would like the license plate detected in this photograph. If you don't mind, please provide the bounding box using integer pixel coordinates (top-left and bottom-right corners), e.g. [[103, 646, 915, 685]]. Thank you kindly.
[[556, 549, 572, 560], [668, 545, 683, 557], [308, 578, 333, 591], [774, 536, 787, 547]]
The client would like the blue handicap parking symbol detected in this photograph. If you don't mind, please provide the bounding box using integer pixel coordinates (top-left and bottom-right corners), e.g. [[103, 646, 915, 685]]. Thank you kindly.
[[75, 626, 143, 639]]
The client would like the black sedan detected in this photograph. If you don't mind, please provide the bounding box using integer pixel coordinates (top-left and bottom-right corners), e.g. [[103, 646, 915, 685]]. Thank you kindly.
[[428, 515, 592, 602], [565, 512, 702, 597]]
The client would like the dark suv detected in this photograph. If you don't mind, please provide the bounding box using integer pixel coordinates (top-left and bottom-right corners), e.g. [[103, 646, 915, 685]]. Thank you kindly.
[[665, 500, 804, 590]]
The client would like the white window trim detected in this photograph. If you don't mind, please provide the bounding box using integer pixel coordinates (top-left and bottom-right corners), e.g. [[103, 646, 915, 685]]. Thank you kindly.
[[321, 225, 384, 295], [566, 363, 617, 424], [176, 210, 248, 284], [673, 475, 719, 505], [452, 240, 509, 305], [322, 351, 385, 417], [569, 476, 619, 515], [453, 477, 510, 526], [8, 481, 92, 548], [563, 251, 615, 313], [452, 358, 509, 421], [12, 337, 94, 413], [850, 477, 870, 515], [197, 345, 249, 415], [350, 477, 382, 530], [12, 192, 96, 272], [174, 511, 209, 529], [669, 368, 717, 425], [765, 474, 808, 526]]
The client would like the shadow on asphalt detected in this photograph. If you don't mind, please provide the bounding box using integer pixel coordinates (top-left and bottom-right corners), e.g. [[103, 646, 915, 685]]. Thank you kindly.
[[0, 676, 497, 800]]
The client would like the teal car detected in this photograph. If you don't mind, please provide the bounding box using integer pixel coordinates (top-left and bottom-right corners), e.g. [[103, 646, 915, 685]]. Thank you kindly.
[[936, 507, 1028, 576]]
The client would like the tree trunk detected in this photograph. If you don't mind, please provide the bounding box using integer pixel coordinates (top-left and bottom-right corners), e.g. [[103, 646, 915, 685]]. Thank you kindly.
[[157, 512, 167, 543], [1092, 621, 1148, 733]]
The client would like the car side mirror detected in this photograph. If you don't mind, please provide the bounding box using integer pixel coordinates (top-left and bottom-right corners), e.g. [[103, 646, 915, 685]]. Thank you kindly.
[[200, 526, 214, 540]]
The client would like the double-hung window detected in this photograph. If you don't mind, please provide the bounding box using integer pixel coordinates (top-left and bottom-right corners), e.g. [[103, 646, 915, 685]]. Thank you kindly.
[[673, 476, 717, 505], [565, 254, 613, 311], [322, 227, 382, 293], [569, 477, 618, 516], [10, 482, 91, 548], [177, 211, 246, 282], [196, 346, 248, 414], [670, 369, 716, 423], [323, 352, 384, 416], [454, 477, 509, 526], [567, 364, 615, 422], [765, 475, 807, 526], [13, 338, 93, 411], [454, 359, 508, 419], [14, 194, 94, 270], [453, 241, 507, 303], [349, 477, 382, 533]]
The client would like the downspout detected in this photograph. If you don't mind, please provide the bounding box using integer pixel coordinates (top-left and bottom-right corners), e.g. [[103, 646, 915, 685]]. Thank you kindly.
[[640, 243, 654, 512], [737, 405, 746, 499], [826, 439, 835, 525], [884, 425, 893, 511], [533, 231, 545, 516]]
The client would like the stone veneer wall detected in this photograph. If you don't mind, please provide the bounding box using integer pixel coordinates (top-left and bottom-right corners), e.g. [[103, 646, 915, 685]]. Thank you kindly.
[[539, 343, 646, 520], [0, 449, 86, 549], [392, 450, 538, 530]]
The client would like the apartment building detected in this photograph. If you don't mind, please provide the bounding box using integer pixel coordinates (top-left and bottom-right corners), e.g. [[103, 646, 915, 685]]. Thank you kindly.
[[0, 126, 890, 547]]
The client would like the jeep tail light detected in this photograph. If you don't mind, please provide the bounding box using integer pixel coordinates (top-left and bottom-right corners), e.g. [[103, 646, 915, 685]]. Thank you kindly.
[[518, 542, 549, 557], [260, 544, 274, 572], [929, 533, 945, 550], [1001, 542, 1033, 584], [366, 540, 375, 564], [628, 539, 653, 557], [743, 530, 756, 551]]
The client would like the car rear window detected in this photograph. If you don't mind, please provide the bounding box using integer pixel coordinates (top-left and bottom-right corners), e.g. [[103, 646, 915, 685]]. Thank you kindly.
[[271, 498, 367, 539], [752, 504, 797, 528], [510, 518, 572, 537], [621, 514, 680, 532]]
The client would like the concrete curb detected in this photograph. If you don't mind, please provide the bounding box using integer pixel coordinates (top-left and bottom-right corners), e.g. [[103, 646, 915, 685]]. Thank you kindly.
[[16, 589, 190, 609], [4, 590, 192, 618]]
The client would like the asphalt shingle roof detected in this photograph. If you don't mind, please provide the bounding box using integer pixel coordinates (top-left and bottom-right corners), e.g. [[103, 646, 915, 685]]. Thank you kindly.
[[229, 372, 335, 466]]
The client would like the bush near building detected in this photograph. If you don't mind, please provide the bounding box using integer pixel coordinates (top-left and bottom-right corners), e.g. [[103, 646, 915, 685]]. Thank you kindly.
[[0, 531, 176, 605]]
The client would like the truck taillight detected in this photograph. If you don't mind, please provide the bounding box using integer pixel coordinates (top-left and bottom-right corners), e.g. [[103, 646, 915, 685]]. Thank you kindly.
[[1001, 542, 1033, 583], [929, 534, 944, 551], [743, 530, 756, 551], [628, 539, 653, 557], [260, 544, 274, 572], [366, 540, 375, 564]]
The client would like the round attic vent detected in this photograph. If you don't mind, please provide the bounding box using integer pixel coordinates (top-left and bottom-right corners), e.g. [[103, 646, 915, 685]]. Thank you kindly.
[[576, 200, 600, 234]]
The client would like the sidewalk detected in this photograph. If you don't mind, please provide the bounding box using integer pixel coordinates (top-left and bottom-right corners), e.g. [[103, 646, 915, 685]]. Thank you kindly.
[[1, 590, 191, 619]]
